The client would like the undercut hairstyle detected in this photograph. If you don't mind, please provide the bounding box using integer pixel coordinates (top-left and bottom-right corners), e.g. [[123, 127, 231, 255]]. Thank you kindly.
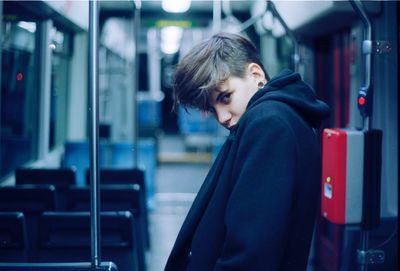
[[172, 32, 270, 112]]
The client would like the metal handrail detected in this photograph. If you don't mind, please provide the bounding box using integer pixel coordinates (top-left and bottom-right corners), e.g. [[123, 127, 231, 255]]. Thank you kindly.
[[88, 0, 101, 267], [349, 0, 372, 129], [348, 3, 382, 271], [133, 1, 141, 168]]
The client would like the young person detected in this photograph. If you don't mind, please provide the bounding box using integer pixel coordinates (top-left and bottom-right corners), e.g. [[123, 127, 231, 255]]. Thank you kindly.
[[165, 32, 330, 271]]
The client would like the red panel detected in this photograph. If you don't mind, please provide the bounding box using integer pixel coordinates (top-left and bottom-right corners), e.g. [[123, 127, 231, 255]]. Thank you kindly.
[[321, 129, 347, 224]]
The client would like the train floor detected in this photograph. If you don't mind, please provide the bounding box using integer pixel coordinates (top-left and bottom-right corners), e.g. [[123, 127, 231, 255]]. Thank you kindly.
[[146, 134, 211, 271]]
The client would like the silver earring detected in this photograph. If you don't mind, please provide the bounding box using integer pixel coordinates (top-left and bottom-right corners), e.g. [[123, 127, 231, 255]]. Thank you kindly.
[[258, 81, 265, 89]]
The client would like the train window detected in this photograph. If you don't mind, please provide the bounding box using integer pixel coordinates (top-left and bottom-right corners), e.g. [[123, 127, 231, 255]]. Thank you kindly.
[[49, 26, 71, 150], [1, 19, 38, 178]]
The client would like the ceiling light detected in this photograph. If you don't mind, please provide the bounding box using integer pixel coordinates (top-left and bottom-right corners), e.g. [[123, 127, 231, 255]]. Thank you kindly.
[[161, 26, 183, 54], [162, 0, 191, 13]]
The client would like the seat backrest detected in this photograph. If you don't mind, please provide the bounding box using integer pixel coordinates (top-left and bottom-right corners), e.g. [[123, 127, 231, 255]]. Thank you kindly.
[[0, 212, 28, 262], [37, 211, 138, 271], [85, 168, 150, 250], [0, 185, 57, 261], [109, 142, 134, 168], [66, 185, 147, 271], [15, 168, 76, 189], [66, 185, 143, 214], [85, 168, 145, 188], [62, 141, 107, 186], [0, 185, 57, 213], [109, 139, 157, 209], [15, 168, 77, 210], [62, 141, 89, 186]]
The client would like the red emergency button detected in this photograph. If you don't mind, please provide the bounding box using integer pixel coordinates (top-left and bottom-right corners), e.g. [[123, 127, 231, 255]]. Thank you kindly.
[[358, 96, 366, 105]]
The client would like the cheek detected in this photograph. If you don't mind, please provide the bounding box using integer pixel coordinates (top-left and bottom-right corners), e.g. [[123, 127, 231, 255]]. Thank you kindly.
[[242, 90, 254, 106], [233, 97, 249, 116]]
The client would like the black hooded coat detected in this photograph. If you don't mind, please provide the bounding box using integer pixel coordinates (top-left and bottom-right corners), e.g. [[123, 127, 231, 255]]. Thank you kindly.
[[165, 69, 331, 271]]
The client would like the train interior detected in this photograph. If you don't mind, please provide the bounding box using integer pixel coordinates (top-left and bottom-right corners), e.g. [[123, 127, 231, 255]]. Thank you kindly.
[[0, 1, 398, 271]]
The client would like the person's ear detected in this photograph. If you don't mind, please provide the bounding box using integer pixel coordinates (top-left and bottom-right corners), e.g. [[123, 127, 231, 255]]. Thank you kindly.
[[247, 63, 266, 82]]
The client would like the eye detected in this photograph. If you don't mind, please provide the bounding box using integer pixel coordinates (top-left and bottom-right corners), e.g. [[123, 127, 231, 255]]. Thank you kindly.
[[219, 92, 232, 104]]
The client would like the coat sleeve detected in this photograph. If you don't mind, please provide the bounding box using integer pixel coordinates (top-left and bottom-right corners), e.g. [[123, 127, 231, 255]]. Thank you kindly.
[[214, 115, 298, 271]]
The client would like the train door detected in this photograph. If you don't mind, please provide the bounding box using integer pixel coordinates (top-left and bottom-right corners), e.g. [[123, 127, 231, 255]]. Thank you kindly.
[[313, 2, 398, 271]]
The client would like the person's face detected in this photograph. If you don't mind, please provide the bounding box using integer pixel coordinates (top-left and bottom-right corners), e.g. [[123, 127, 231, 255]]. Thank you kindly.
[[208, 63, 266, 130]]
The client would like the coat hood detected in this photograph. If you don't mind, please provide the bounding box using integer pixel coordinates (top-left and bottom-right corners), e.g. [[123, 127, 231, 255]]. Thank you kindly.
[[247, 69, 330, 128]]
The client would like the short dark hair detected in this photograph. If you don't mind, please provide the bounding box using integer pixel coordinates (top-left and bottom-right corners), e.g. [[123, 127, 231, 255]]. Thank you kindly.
[[172, 32, 269, 112]]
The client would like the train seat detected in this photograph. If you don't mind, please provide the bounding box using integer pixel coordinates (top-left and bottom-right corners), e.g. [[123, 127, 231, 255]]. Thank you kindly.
[[0, 185, 57, 260], [15, 168, 77, 210], [36, 211, 138, 271], [66, 185, 147, 271], [0, 184, 57, 212], [62, 139, 157, 200], [109, 139, 157, 210], [85, 168, 145, 196], [85, 168, 150, 250], [15, 168, 76, 188], [62, 141, 107, 186], [0, 212, 28, 262]]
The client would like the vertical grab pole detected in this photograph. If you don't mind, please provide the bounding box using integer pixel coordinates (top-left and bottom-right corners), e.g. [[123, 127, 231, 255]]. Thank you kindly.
[[267, 1, 300, 73], [349, 0, 372, 130], [348, 3, 371, 271], [88, 0, 101, 268], [133, 1, 141, 168], [349, 1, 384, 271], [349, 4, 372, 270]]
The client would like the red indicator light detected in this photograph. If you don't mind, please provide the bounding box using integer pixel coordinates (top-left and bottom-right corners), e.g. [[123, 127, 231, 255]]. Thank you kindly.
[[16, 72, 23, 81], [358, 97, 366, 105]]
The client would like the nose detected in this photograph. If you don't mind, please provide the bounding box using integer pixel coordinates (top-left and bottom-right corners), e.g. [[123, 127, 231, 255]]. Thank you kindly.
[[215, 108, 232, 127]]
